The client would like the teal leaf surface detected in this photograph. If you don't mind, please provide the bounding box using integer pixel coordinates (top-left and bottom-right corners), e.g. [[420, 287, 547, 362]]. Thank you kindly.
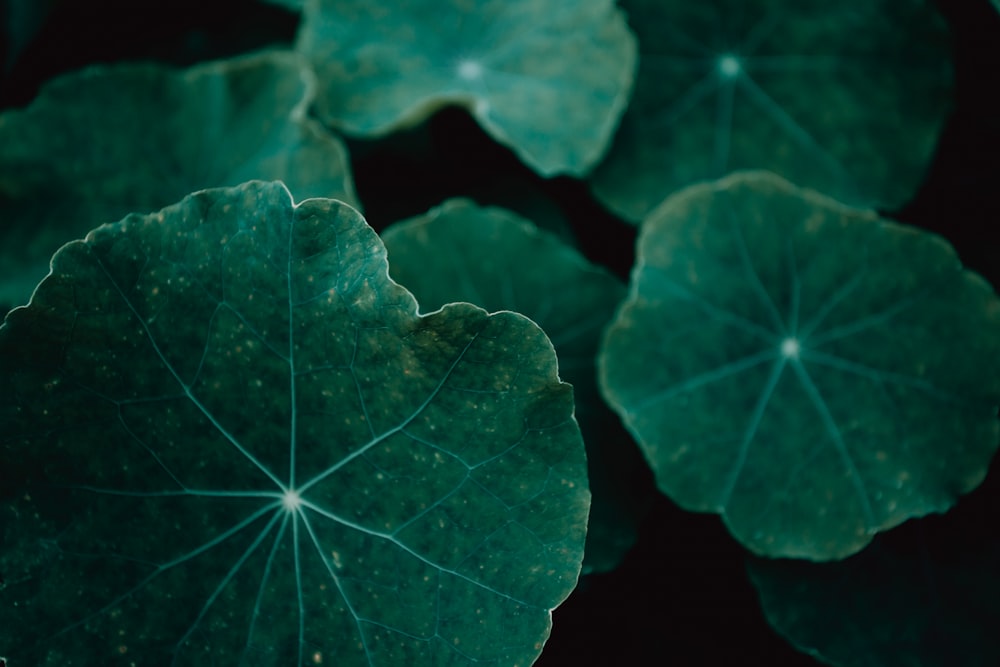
[[0, 50, 357, 313], [296, 0, 637, 176], [598, 171, 1000, 559], [588, 0, 953, 222], [381, 199, 650, 573], [0, 181, 589, 665]]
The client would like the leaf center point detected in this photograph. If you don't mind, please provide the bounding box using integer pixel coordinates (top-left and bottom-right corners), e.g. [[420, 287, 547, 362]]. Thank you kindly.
[[282, 489, 302, 512], [717, 53, 741, 79], [780, 337, 800, 359], [457, 59, 484, 81]]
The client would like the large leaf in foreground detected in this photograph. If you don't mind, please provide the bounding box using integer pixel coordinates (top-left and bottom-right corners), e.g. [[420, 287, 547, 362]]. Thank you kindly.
[[296, 0, 637, 177], [588, 0, 952, 222], [0, 50, 357, 313], [381, 199, 650, 573], [598, 171, 1000, 559], [0, 181, 589, 665]]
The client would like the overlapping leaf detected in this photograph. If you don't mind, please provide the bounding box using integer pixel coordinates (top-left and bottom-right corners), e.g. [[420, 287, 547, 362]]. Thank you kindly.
[[0, 181, 589, 665], [588, 0, 953, 222], [381, 199, 649, 573], [0, 50, 357, 313], [599, 171, 1000, 559], [296, 0, 637, 177]]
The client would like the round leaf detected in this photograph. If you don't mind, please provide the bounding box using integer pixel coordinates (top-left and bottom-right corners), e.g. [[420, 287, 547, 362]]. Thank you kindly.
[[381, 199, 650, 573], [588, 0, 953, 222], [296, 0, 638, 176], [0, 50, 358, 312], [598, 171, 1000, 559], [0, 181, 589, 665]]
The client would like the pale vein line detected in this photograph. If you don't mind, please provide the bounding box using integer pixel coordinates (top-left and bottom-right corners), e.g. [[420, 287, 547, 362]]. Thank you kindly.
[[646, 71, 719, 132], [743, 55, 843, 73], [115, 407, 188, 489], [349, 327, 378, 440], [805, 294, 924, 348], [786, 240, 801, 335], [219, 300, 288, 362], [171, 509, 285, 664], [63, 485, 281, 500], [296, 329, 482, 495], [801, 348, 973, 407], [728, 208, 787, 335], [288, 213, 298, 489], [797, 273, 865, 340], [790, 359, 875, 528], [643, 265, 778, 343], [242, 511, 291, 664], [93, 257, 286, 489], [298, 508, 375, 667], [45, 502, 281, 646], [629, 347, 778, 413], [736, 74, 852, 183], [720, 357, 787, 507], [300, 499, 535, 608], [738, 12, 782, 56], [293, 507, 306, 667], [714, 78, 737, 175]]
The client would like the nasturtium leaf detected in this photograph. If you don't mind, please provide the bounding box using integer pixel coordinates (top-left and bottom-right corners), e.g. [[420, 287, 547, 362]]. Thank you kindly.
[[598, 171, 1000, 560], [747, 531, 1000, 666], [588, 0, 953, 222], [0, 181, 590, 665], [295, 0, 637, 177], [0, 49, 357, 313], [381, 199, 650, 573]]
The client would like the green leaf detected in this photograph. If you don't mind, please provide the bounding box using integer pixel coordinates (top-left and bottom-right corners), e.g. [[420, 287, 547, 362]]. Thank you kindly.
[[381, 199, 650, 573], [296, 0, 637, 177], [598, 171, 1000, 560], [0, 50, 358, 313], [588, 0, 953, 222], [0, 181, 589, 665], [747, 529, 1000, 666]]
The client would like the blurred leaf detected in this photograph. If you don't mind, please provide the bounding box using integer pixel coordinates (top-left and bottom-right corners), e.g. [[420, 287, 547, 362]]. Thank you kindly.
[[0, 49, 357, 313], [296, 0, 637, 176], [748, 528, 1000, 666], [588, 0, 953, 222], [3, 0, 59, 73], [598, 171, 1000, 559], [0, 181, 589, 666], [381, 199, 650, 573]]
